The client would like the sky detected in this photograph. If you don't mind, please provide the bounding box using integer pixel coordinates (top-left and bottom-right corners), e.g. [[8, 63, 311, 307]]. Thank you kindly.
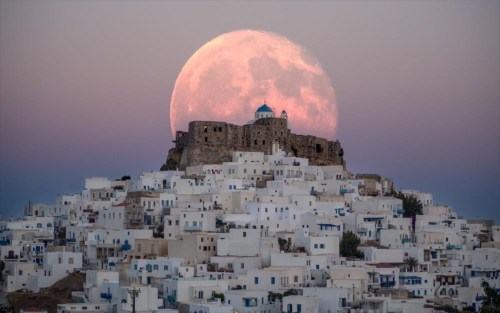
[[0, 1, 499, 222]]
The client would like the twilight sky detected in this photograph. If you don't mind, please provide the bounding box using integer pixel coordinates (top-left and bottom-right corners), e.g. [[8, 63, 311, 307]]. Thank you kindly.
[[0, 1, 499, 222]]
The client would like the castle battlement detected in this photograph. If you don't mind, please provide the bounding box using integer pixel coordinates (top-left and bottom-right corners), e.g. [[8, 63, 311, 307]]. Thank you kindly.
[[162, 104, 344, 170]]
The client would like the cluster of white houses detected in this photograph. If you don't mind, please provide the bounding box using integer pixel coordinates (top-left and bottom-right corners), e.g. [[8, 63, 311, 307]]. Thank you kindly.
[[1, 145, 499, 313]]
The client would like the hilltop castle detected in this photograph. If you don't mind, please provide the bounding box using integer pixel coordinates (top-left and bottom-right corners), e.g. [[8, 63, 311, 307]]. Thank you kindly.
[[161, 103, 345, 170]]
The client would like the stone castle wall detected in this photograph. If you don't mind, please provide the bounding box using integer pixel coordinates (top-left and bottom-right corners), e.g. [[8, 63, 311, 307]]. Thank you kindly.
[[161, 117, 344, 170]]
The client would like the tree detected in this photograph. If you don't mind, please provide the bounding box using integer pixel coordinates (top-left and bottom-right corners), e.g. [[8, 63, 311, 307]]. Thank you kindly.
[[268, 291, 283, 302], [394, 192, 423, 218], [480, 282, 500, 313], [283, 289, 299, 297], [0, 304, 13, 313], [404, 257, 418, 272], [340, 231, 363, 258], [153, 224, 164, 238], [278, 238, 290, 252], [213, 292, 225, 303]]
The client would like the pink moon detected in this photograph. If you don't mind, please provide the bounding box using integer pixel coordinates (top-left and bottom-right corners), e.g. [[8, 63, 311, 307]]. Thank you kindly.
[[169, 29, 338, 140]]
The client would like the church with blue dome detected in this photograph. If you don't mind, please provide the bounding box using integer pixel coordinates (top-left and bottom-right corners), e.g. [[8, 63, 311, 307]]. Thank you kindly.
[[255, 103, 275, 120], [253, 102, 288, 123]]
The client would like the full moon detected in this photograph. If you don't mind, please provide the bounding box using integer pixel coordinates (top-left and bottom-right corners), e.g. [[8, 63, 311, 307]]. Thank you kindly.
[[170, 29, 338, 140]]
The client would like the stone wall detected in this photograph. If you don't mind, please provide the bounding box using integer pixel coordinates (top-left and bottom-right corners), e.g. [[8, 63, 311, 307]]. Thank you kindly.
[[161, 117, 345, 170]]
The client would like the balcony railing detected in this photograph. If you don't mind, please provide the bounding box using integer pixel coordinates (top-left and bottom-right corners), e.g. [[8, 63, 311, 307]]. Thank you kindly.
[[184, 225, 203, 232], [381, 281, 395, 288], [207, 266, 234, 273], [167, 295, 176, 305], [100, 292, 112, 300]]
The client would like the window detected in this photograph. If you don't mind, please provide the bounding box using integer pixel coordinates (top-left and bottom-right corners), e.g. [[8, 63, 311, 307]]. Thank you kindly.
[[271, 277, 275, 284], [68, 257, 74, 264], [18, 270, 22, 275], [254, 277, 259, 284], [241, 263, 245, 269], [243, 232, 246, 237], [153, 264, 159, 270], [320, 244, 325, 249], [164, 265, 168, 271]]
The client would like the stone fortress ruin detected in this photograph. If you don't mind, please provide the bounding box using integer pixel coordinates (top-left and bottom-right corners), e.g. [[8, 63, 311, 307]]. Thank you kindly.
[[161, 103, 345, 170]]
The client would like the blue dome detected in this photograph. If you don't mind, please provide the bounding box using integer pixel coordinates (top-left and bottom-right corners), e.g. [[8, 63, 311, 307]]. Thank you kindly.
[[256, 104, 273, 113]]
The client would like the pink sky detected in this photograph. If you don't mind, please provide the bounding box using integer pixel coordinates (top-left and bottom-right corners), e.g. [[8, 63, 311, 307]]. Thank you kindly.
[[0, 1, 499, 221]]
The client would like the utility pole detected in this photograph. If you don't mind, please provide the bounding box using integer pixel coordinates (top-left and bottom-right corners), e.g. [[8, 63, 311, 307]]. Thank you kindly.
[[128, 287, 141, 313]]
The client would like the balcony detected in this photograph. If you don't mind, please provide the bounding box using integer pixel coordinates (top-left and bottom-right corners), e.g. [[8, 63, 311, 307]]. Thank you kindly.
[[340, 188, 355, 195], [402, 238, 412, 244], [446, 244, 462, 250], [4, 255, 19, 260], [66, 238, 77, 243], [184, 225, 202, 232], [207, 265, 234, 273], [380, 281, 395, 288]]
